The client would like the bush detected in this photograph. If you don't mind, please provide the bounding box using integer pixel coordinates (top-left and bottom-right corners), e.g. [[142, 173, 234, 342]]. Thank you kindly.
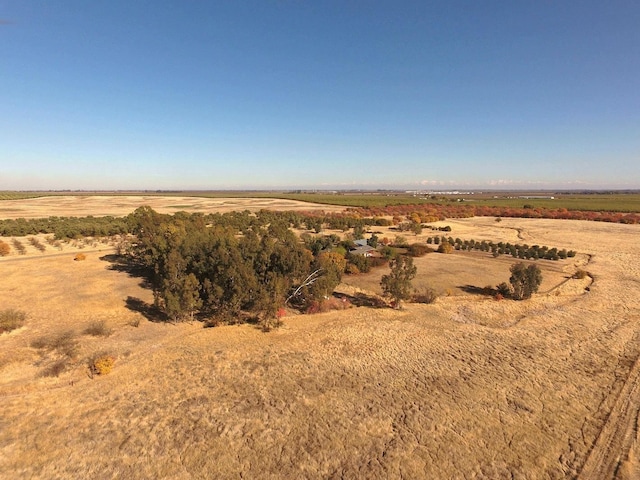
[[345, 263, 361, 275], [407, 243, 433, 257], [31, 330, 79, 358], [0, 309, 26, 333], [28, 237, 46, 252], [40, 358, 70, 378], [574, 269, 589, 279], [305, 297, 352, 314], [83, 320, 113, 337], [0, 240, 10, 256], [496, 282, 512, 297], [437, 242, 454, 254], [412, 288, 438, 304], [11, 239, 26, 255], [89, 353, 115, 376]]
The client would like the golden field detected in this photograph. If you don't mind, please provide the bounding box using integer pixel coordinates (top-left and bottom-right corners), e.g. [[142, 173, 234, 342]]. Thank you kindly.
[[1, 197, 639, 479]]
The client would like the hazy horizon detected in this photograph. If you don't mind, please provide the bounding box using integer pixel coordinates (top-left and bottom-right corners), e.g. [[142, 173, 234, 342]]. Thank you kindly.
[[1, 2, 638, 191]]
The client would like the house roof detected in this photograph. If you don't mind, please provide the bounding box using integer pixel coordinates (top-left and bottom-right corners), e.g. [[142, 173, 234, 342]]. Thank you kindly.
[[350, 245, 375, 256]]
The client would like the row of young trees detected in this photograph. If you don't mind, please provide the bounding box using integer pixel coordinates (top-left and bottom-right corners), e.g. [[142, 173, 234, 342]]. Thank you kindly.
[[427, 236, 576, 260]]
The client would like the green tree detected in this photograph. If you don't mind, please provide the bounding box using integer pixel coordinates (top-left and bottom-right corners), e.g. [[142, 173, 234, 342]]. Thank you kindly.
[[381, 255, 417, 309], [509, 262, 543, 300]]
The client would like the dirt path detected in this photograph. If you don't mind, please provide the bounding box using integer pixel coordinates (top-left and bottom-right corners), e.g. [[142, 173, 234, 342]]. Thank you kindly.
[[579, 347, 640, 479]]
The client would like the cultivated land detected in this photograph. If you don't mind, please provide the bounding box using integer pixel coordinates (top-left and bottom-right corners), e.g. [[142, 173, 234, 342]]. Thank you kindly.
[[1, 197, 639, 479], [0, 195, 345, 219]]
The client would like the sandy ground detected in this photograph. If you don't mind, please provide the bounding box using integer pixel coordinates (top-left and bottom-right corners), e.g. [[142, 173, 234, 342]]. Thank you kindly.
[[1, 214, 640, 479], [0, 195, 344, 219]]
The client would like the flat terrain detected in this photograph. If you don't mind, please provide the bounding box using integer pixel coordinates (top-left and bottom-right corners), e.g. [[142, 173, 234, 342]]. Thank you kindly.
[[1, 202, 640, 478], [0, 195, 344, 219]]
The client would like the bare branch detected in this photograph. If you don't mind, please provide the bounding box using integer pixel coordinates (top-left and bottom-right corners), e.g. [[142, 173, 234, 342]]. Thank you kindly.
[[285, 269, 323, 304]]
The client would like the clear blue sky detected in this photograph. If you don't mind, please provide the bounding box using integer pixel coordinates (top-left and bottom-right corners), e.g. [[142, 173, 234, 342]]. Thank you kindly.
[[1, 1, 639, 190]]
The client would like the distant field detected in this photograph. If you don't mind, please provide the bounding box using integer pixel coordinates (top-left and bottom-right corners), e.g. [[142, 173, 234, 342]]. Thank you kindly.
[[249, 192, 640, 212], [2, 191, 640, 212], [0, 192, 50, 201]]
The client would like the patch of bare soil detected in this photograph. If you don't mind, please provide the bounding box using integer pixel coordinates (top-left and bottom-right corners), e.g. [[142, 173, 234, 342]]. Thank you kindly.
[[1, 217, 639, 479]]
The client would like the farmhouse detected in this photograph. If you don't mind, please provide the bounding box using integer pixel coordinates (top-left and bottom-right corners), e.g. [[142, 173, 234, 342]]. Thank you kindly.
[[350, 239, 376, 257]]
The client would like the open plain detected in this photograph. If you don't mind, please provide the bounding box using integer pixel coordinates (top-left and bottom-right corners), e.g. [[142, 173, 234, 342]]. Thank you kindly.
[[1, 197, 640, 479]]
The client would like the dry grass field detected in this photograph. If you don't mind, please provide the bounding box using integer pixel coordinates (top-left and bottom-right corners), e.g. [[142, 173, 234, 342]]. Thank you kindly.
[[0, 195, 345, 219], [1, 198, 640, 479]]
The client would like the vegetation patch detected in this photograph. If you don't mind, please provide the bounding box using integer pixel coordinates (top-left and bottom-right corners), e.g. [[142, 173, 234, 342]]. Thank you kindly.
[[11, 239, 26, 255], [31, 330, 79, 359], [89, 353, 115, 377], [40, 358, 72, 378], [427, 236, 575, 261], [0, 309, 26, 334], [83, 320, 113, 337], [412, 288, 438, 304], [0, 239, 10, 256]]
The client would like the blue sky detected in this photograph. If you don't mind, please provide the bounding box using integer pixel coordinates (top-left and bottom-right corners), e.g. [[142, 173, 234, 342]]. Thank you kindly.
[[1, 1, 639, 190]]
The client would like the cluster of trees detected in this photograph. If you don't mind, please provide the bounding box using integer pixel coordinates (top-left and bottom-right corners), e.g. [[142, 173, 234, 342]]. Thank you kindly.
[[126, 207, 350, 325], [427, 236, 576, 260], [350, 204, 640, 225], [0, 216, 129, 239]]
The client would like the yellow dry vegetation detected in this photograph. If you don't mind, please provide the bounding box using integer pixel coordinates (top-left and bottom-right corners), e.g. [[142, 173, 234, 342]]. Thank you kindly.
[[0, 206, 639, 478]]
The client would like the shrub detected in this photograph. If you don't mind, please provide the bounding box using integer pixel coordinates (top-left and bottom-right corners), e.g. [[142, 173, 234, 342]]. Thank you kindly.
[[394, 235, 408, 246], [11, 239, 26, 255], [305, 297, 352, 314], [89, 354, 115, 376], [28, 237, 46, 252], [31, 330, 79, 358], [0, 240, 10, 256], [437, 242, 454, 254], [345, 263, 361, 275], [574, 269, 589, 279], [412, 288, 438, 304], [369, 256, 388, 268], [40, 358, 70, 378], [496, 282, 512, 297], [83, 320, 113, 337], [407, 243, 432, 257], [0, 309, 26, 333]]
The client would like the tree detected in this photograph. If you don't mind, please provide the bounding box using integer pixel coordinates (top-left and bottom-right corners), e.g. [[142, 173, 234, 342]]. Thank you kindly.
[[509, 262, 542, 300], [381, 255, 417, 309]]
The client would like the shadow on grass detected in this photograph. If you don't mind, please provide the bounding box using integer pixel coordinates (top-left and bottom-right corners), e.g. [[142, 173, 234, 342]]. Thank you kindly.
[[125, 296, 167, 323], [334, 291, 388, 309], [458, 284, 496, 297], [100, 254, 154, 289]]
